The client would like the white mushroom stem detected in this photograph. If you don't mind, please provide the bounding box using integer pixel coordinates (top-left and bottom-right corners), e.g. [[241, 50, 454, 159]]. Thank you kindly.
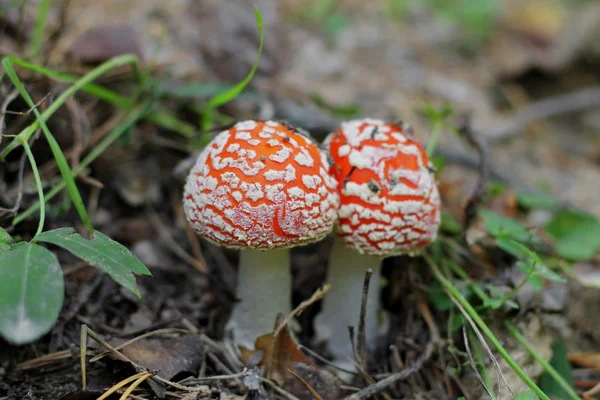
[[314, 237, 381, 367], [227, 248, 292, 350]]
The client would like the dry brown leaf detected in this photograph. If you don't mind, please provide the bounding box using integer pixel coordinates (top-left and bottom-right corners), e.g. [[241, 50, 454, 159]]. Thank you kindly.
[[240, 314, 343, 399]]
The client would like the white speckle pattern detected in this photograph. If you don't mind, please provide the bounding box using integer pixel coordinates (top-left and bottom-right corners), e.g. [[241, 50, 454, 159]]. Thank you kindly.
[[184, 120, 339, 249], [324, 119, 441, 256]]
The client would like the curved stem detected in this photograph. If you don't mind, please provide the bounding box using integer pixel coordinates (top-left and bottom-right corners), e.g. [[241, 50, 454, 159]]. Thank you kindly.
[[19, 138, 44, 240]]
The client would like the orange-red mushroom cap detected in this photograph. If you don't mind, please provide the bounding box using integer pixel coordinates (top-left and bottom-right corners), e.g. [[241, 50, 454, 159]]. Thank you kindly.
[[184, 120, 339, 249], [325, 119, 441, 256]]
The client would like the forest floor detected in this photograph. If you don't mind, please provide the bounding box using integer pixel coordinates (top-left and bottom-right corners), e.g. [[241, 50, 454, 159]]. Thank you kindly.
[[1, 0, 600, 399]]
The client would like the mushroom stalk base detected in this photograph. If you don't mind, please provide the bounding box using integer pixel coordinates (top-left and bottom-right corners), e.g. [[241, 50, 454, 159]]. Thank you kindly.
[[314, 237, 381, 366], [227, 248, 292, 351]]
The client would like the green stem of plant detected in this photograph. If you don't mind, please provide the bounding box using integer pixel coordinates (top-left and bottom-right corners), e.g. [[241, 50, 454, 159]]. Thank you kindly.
[[13, 102, 150, 225], [425, 255, 551, 400], [28, 0, 51, 58], [19, 138, 45, 239], [426, 120, 442, 157], [505, 322, 581, 400], [445, 261, 489, 303]]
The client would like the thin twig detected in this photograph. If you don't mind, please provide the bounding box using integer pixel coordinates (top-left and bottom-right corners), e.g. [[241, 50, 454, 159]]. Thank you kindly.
[[261, 376, 302, 400], [287, 369, 325, 400], [274, 284, 330, 337], [463, 322, 495, 399], [448, 294, 512, 398], [343, 342, 435, 400], [0, 89, 19, 146], [459, 118, 489, 232], [297, 345, 358, 376], [356, 268, 372, 371], [343, 296, 440, 399]]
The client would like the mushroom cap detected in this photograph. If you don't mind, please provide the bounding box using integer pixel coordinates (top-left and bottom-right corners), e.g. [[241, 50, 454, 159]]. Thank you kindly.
[[324, 118, 441, 257], [184, 120, 339, 249]]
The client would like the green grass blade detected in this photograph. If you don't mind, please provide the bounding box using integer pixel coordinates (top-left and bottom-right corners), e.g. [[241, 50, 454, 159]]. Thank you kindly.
[[18, 137, 46, 238], [201, 5, 264, 131], [28, 0, 52, 58], [1, 57, 192, 138], [2, 58, 94, 234], [505, 322, 580, 400], [13, 102, 150, 225], [148, 110, 196, 138], [2, 57, 132, 107], [425, 255, 551, 400], [1, 54, 141, 158]]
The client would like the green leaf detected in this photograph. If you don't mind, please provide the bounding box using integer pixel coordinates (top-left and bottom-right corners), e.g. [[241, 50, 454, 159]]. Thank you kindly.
[[0, 242, 64, 344], [516, 192, 558, 210], [545, 210, 600, 261], [0, 227, 12, 253], [539, 339, 575, 400], [202, 6, 264, 131], [484, 284, 519, 310], [36, 228, 151, 298], [511, 391, 539, 400], [479, 210, 538, 243]]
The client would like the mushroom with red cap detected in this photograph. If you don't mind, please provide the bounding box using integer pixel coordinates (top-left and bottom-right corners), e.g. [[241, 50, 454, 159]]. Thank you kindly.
[[183, 120, 339, 350], [314, 118, 441, 364]]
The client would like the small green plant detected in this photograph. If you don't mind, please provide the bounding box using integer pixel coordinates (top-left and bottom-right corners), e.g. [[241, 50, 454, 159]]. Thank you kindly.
[[415, 101, 454, 156]]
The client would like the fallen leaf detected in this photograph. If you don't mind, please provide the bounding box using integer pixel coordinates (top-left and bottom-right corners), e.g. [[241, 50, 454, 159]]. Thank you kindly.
[[241, 314, 342, 399], [118, 334, 204, 380]]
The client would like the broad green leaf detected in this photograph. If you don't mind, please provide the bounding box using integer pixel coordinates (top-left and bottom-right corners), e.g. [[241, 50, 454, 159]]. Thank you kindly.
[[511, 391, 539, 400], [0, 242, 64, 344], [36, 228, 151, 298], [545, 210, 600, 261], [516, 192, 558, 210], [539, 339, 575, 400], [479, 210, 538, 243]]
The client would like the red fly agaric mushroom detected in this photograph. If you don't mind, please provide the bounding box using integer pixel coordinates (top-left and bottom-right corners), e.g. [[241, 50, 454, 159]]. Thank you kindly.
[[314, 118, 441, 364], [183, 120, 338, 350]]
